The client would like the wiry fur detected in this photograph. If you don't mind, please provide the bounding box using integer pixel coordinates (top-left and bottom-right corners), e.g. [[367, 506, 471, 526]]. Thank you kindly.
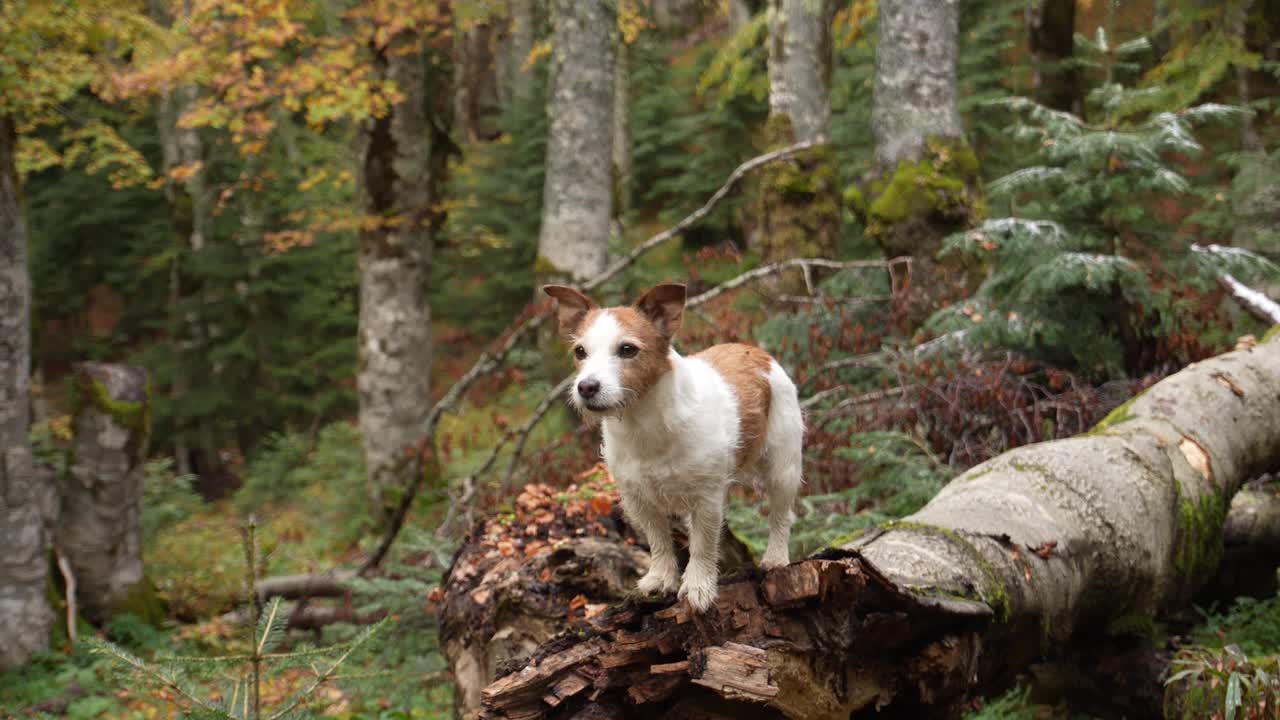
[[543, 283, 805, 611]]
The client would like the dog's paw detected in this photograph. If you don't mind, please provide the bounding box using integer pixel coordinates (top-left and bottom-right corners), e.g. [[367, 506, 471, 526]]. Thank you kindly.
[[637, 569, 679, 595], [759, 552, 790, 570], [677, 577, 719, 613]]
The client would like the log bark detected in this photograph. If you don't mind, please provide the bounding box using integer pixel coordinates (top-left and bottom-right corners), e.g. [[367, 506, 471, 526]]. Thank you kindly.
[[58, 363, 152, 624], [451, 334, 1280, 718], [358, 28, 449, 528], [535, 0, 615, 282], [0, 113, 54, 670]]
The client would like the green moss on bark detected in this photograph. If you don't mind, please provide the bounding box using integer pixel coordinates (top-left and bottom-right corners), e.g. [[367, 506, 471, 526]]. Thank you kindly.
[[753, 115, 840, 262], [1174, 491, 1226, 582], [73, 376, 151, 437], [862, 136, 984, 256], [110, 577, 167, 625]]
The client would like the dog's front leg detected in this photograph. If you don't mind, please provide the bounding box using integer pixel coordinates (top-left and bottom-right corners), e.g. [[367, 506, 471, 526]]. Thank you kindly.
[[624, 494, 681, 595], [678, 498, 722, 612]]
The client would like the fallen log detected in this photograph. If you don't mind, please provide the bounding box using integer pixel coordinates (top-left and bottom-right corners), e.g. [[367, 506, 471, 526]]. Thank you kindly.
[[442, 333, 1280, 719]]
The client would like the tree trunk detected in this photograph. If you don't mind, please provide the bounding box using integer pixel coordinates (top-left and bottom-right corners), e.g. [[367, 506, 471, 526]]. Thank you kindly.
[[1027, 0, 1079, 113], [155, 79, 213, 478], [452, 335, 1280, 718], [754, 0, 838, 264], [865, 0, 981, 316], [0, 114, 54, 670], [358, 31, 448, 529], [613, 39, 631, 220], [454, 17, 501, 144], [535, 0, 614, 283], [498, 0, 540, 108], [58, 363, 155, 624]]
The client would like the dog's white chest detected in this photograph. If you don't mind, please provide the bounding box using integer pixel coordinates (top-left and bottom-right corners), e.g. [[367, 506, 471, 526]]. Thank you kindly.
[[599, 357, 740, 512]]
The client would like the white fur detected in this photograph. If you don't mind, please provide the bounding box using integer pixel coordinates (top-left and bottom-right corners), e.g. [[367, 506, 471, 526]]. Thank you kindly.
[[570, 313, 805, 612]]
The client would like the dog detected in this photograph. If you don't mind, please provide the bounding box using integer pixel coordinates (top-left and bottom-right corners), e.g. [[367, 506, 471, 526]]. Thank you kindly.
[[542, 282, 804, 612]]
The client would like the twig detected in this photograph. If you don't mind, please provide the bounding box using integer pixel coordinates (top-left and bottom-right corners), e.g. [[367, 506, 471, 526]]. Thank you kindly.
[[685, 257, 910, 309], [438, 376, 574, 535], [55, 548, 77, 645], [366, 139, 828, 564]]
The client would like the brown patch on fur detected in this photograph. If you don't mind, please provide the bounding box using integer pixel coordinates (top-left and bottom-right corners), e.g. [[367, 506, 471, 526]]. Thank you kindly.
[[609, 308, 672, 400], [695, 343, 774, 468]]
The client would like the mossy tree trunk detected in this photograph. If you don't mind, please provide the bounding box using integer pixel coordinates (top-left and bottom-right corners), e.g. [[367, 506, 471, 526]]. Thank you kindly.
[[864, 0, 982, 317], [358, 29, 450, 529], [535, 0, 615, 284], [455, 335, 1280, 718], [0, 113, 54, 670], [57, 363, 157, 625], [753, 0, 839, 264]]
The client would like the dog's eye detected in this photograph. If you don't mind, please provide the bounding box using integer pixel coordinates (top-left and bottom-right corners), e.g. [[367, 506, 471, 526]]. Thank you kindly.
[[573, 345, 587, 360], [617, 343, 639, 359]]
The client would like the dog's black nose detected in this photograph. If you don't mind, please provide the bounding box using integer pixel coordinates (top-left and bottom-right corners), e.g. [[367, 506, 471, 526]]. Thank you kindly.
[[577, 378, 600, 399]]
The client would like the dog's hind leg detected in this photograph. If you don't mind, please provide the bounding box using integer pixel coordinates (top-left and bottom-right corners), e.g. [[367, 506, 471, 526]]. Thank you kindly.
[[761, 362, 804, 569]]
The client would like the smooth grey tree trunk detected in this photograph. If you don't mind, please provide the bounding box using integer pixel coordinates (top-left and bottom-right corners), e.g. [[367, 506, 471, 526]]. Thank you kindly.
[[535, 0, 615, 283], [866, 0, 980, 307], [613, 39, 631, 219], [498, 0, 539, 108], [0, 114, 54, 670], [767, 0, 833, 143], [872, 0, 963, 171], [358, 33, 443, 528], [58, 363, 150, 624]]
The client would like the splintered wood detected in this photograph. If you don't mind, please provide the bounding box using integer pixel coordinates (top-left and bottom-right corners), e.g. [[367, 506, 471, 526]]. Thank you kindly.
[[471, 552, 992, 719]]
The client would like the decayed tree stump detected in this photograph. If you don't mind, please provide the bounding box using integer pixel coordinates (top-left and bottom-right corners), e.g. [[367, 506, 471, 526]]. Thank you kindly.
[[57, 362, 154, 623], [441, 334, 1280, 719]]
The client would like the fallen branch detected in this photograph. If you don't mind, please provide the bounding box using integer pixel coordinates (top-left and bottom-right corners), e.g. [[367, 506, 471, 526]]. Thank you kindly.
[[365, 140, 828, 569], [54, 548, 77, 646], [451, 334, 1280, 718]]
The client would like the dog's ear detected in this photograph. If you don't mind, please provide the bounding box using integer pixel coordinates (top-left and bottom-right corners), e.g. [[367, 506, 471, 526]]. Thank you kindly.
[[633, 283, 686, 338], [542, 285, 598, 343]]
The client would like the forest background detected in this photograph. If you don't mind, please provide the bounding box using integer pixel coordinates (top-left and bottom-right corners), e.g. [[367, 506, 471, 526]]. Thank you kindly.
[[1, 0, 1279, 718]]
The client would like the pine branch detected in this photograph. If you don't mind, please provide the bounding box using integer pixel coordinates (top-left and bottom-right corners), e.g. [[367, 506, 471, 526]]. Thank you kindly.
[[1192, 244, 1280, 325]]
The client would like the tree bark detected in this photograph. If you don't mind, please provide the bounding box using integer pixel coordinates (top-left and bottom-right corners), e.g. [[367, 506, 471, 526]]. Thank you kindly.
[[453, 335, 1280, 718], [535, 0, 615, 283], [754, 0, 838, 264], [358, 30, 448, 528], [454, 16, 501, 143], [865, 0, 981, 316], [1027, 0, 1079, 113], [0, 114, 54, 670], [613, 39, 631, 220], [58, 363, 153, 624], [497, 0, 540, 108]]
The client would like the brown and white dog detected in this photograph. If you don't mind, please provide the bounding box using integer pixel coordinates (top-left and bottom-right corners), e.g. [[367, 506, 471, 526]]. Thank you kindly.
[[543, 283, 804, 611]]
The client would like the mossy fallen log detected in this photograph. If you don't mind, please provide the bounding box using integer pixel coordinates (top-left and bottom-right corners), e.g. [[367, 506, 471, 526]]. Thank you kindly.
[[444, 335, 1280, 719]]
